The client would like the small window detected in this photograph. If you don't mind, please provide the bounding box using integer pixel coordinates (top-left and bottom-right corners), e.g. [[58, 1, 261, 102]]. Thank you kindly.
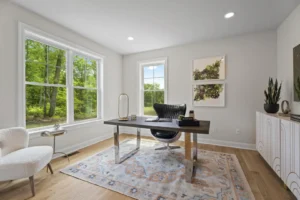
[[139, 58, 167, 116]]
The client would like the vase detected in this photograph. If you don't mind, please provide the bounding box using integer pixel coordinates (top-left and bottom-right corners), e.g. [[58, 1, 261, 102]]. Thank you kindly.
[[118, 93, 129, 121], [264, 104, 279, 114]]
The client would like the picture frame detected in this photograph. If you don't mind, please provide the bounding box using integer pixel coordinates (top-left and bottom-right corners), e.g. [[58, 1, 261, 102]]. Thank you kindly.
[[192, 82, 225, 107], [192, 55, 226, 81]]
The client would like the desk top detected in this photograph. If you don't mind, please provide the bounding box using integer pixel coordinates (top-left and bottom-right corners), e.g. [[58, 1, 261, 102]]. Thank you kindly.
[[104, 117, 210, 134]]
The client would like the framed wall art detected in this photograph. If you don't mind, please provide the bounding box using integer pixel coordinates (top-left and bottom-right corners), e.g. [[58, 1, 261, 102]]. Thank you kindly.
[[193, 83, 225, 107], [192, 55, 225, 81]]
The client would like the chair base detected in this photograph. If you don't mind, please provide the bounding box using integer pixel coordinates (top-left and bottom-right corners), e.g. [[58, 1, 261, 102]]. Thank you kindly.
[[155, 143, 181, 151]]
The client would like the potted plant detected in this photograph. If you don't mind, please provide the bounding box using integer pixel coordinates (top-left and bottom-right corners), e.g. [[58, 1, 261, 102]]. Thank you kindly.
[[264, 78, 282, 113]]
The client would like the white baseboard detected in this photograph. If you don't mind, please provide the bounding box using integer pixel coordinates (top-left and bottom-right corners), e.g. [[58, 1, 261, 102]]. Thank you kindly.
[[45, 126, 255, 160], [121, 127, 256, 151], [192, 138, 256, 150], [52, 133, 112, 159]]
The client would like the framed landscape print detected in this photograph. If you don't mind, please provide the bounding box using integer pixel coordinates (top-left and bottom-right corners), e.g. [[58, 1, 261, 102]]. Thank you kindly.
[[193, 83, 225, 107], [193, 55, 225, 81]]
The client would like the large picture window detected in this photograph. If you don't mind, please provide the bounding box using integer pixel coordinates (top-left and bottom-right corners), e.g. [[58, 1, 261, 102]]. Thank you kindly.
[[139, 58, 167, 116], [21, 24, 103, 130]]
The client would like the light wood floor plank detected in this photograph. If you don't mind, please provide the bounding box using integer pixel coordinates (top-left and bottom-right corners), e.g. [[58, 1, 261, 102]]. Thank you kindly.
[[0, 134, 296, 200]]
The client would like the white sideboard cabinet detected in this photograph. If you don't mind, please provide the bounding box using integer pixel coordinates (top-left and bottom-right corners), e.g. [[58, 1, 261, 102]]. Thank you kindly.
[[256, 112, 300, 199]]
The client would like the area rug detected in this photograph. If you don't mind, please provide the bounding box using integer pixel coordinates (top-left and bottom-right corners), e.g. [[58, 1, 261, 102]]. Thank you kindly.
[[60, 139, 255, 200]]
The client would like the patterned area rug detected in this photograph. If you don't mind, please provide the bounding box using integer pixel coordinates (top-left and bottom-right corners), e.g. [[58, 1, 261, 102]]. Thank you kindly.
[[61, 139, 254, 200]]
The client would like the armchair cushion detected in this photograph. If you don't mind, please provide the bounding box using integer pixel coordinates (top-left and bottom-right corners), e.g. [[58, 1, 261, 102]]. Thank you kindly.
[[0, 146, 53, 181]]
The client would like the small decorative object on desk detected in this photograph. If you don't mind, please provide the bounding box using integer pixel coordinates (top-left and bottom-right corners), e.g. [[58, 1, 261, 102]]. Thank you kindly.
[[54, 123, 60, 130], [118, 93, 129, 121], [264, 77, 282, 113], [189, 110, 195, 119], [177, 116, 200, 126], [278, 100, 291, 117], [130, 114, 137, 121], [178, 115, 184, 121]]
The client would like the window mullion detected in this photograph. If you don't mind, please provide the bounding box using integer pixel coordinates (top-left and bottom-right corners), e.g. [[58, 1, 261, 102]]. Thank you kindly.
[[73, 86, 97, 90], [141, 67, 145, 115], [97, 60, 102, 119], [25, 82, 66, 87], [46, 45, 49, 84], [67, 50, 74, 124]]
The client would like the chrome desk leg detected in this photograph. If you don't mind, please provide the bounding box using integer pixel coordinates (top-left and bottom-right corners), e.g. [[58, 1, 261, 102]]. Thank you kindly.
[[193, 133, 198, 162], [114, 126, 120, 164], [114, 126, 141, 164], [185, 132, 199, 182], [137, 128, 141, 149], [185, 132, 193, 183], [192, 133, 198, 176]]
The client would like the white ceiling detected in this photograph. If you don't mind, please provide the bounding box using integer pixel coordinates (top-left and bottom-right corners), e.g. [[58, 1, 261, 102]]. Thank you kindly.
[[12, 0, 300, 55]]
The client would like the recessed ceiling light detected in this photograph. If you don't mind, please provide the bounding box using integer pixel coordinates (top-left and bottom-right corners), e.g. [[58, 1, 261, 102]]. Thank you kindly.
[[224, 12, 235, 19], [127, 36, 134, 41]]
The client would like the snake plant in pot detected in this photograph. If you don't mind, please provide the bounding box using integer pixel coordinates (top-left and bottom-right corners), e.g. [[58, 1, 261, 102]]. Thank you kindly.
[[264, 78, 282, 113]]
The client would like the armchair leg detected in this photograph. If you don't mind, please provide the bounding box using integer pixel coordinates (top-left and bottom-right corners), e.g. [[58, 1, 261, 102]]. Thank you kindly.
[[47, 163, 54, 174], [29, 176, 35, 197]]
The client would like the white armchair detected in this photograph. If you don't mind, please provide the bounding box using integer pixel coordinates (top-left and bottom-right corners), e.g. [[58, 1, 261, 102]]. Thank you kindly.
[[0, 127, 53, 196]]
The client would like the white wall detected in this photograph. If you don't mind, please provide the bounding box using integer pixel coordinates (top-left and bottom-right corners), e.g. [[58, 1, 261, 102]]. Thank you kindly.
[[0, 3, 122, 152], [123, 31, 277, 146], [277, 4, 300, 113]]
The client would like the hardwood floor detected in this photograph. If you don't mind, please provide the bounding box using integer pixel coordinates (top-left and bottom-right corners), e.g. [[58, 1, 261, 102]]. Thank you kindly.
[[0, 134, 296, 200]]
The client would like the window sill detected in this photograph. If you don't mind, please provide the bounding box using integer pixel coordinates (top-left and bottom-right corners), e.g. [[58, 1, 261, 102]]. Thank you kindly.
[[28, 119, 104, 139]]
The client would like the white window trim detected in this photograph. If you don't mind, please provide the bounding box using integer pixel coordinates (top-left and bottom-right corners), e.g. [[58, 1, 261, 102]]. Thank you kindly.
[[137, 57, 168, 116], [18, 22, 104, 132]]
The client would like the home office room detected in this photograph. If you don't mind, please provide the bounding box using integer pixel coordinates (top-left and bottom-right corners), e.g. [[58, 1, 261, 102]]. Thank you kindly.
[[0, 0, 300, 199]]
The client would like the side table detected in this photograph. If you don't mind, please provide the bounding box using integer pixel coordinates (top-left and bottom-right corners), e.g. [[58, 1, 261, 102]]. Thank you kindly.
[[41, 128, 70, 162]]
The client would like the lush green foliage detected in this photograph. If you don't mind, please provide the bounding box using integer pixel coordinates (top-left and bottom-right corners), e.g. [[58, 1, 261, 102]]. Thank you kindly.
[[25, 39, 98, 128], [143, 83, 164, 116], [264, 77, 282, 104], [294, 77, 300, 100], [144, 107, 157, 116], [194, 84, 223, 101], [73, 55, 97, 121], [193, 60, 221, 80]]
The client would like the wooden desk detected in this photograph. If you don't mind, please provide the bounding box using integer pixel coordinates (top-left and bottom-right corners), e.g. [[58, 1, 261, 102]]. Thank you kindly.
[[104, 116, 210, 182]]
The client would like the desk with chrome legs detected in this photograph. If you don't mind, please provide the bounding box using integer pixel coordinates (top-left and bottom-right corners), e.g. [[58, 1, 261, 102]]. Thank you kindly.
[[104, 117, 210, 183]]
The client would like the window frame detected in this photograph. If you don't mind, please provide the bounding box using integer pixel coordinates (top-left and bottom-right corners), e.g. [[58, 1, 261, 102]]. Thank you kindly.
[[138, 57, 168, 116], [18, 22, 104, 131]]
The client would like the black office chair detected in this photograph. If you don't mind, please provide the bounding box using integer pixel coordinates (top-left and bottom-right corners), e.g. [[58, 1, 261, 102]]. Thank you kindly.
[[151, 103, 186, 151]]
